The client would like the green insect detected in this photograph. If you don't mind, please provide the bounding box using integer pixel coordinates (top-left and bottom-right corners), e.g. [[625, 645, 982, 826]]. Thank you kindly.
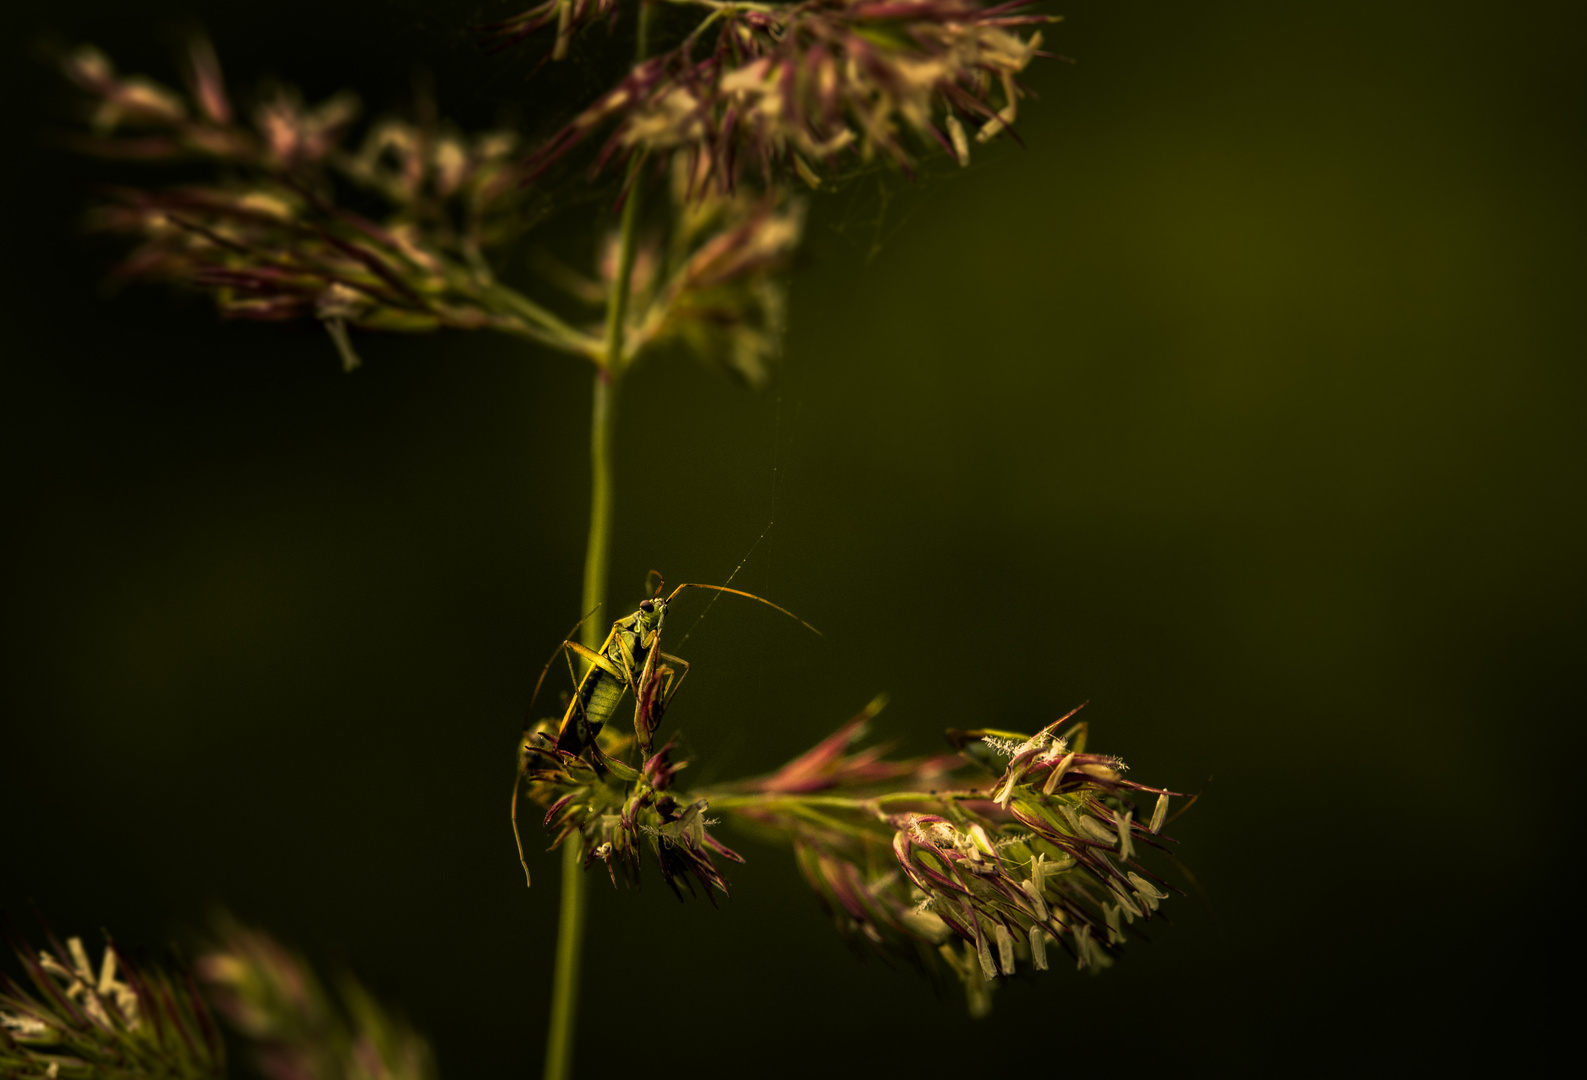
[[534, 575, 817, 761], [511, 574, 816, 886]]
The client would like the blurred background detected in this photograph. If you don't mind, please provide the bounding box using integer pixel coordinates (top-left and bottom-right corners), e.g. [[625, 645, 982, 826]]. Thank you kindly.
[[2, 0, 1581, 1073]]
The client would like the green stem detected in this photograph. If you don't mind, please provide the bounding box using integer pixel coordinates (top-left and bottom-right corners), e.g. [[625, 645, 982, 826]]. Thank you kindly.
[[485, 282, 602, 358], [580, 372, 617, 658], [543, 371, 613, 1080], [543, 840, 587, 1080], [705, 790, 979, 812], [544, 8, 655, 1079], [600, 159, 648, 374]]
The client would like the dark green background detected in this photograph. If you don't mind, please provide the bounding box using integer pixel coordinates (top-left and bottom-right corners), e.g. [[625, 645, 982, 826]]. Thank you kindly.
[[3, 1, 1581, 1073]]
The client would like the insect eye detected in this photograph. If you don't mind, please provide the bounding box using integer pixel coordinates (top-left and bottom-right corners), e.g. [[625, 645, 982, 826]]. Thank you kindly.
[[639, 600, 654, 612]]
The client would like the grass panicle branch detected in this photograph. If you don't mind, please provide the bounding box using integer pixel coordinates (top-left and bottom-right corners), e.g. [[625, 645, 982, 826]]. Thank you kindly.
[[58, 41, 592, 360], [58, 0, 1054, 378], [56, 32, 808, 377], [515, 679, 1184, 1015]]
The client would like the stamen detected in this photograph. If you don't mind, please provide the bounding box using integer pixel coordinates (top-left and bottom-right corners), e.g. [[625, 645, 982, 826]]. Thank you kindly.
[[1150, 793, 1170, 833], [1029, 925, 1049, 971], [995, 924, 1016, 975], [1042, 751, 1075, 794]]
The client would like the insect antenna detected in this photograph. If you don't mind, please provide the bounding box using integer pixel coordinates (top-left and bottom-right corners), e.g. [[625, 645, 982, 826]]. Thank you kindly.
[[667, 583, 823, 639], [644, 569, 666, 598], [526, 602, 602, 719], [672, 523, 776, 649], [511, 770, 531, 888]]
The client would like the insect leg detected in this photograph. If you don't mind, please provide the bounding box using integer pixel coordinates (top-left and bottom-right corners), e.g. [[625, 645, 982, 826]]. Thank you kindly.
[[656, 651, 692, 706], [631, 649, 694, 754], [557, 631, 625, 754], [526, 605, 603, 719], [564, 639, 625, 680], [631, 643, 669, 753], [610, 632, 646, 697]]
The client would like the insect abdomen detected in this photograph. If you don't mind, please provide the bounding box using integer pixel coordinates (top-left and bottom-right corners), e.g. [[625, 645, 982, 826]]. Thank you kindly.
[[582, 672, 626, 733], [556, 628, 650, 753]]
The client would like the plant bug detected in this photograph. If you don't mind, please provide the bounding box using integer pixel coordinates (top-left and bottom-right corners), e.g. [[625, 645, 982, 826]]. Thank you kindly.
[[536, 572, 817, 760], [510, 573, 817, 886]]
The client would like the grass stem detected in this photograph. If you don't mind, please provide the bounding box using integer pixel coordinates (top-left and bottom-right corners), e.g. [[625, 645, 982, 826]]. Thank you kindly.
[[544, 7, 655, 1078], [543, 840, 587, 1080], [544, 370, 613, 1080]]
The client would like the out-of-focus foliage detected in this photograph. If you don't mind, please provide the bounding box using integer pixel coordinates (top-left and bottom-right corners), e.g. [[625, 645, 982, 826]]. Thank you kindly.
[[196, 919, 437, 1080], [0, 930, 223, 1080], [520, 0, 1057, 190], [60, 38, 594, 363], [0, 922, 435, 1080], [57, 31, 825, 381], [543, 153, 807, 384]]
